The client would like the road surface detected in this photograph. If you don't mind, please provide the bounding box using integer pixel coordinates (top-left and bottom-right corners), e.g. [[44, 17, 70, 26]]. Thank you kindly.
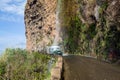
[[63, 55, 120, 80]]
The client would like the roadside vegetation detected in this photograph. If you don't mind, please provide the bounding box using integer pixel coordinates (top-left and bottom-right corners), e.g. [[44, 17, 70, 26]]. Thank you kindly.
[[0, 48, 56, 80]]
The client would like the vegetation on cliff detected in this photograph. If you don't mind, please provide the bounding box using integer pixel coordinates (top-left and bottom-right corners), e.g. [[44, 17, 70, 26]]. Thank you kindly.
[[0, 48, 56, 80], [62, 0, 120, 61], [24, 0, 120, 61]]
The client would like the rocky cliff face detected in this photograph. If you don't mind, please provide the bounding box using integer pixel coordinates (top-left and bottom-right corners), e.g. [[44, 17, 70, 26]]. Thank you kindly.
[[25, 0, 120, 58], [24, 0, 78, 52], [25, 0, 57, 52], [63, 0, 120, 59], [60, 0, 120, 58], [77, 0, 120, 58]]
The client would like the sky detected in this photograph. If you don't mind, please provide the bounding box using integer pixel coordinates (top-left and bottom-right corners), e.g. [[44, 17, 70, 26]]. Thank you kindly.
[[0, 0, 27, 54]]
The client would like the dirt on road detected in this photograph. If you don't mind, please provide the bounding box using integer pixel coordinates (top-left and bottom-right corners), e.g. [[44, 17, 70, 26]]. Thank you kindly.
[[63, 55, 120, 80]]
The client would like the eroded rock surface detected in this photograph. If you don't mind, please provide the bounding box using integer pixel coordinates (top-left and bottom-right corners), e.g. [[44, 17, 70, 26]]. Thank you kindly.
[[25, 0, 57, 52], [25, 0, 120, 57]]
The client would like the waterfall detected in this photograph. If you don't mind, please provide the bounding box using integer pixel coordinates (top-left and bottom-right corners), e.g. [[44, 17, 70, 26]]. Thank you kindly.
[[52, 0, 62, 46], [94, 5, 100, 21]]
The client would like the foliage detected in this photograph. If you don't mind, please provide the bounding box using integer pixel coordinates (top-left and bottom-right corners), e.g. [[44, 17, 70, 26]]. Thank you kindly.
[[0, 48, 56, 80], [77, 1, 120, 60], [64, 16, 81, 54], [64, 1, 120, 61]]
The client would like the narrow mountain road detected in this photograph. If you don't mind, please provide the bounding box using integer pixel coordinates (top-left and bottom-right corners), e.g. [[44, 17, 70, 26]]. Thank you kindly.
[[63, 55, 120, 80]]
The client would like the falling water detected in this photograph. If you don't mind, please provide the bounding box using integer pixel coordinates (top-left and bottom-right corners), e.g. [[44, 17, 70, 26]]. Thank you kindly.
[[52, 0, 62, 46]]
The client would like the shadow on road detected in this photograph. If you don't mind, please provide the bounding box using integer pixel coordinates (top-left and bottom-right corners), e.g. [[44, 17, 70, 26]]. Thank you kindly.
[[62, 55, 120, 80]]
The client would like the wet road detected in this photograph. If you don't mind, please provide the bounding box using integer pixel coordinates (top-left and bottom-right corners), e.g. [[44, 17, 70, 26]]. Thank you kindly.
[[63, 55, 120, 80]]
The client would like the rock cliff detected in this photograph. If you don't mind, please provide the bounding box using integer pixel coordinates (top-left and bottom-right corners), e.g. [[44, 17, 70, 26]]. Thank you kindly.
[[64, 0, 120, 58], [25, 0, 57, 52], [25, 0, 120, 58]]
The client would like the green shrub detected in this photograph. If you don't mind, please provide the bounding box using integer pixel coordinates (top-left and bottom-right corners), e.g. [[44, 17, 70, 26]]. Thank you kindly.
[[0, 48, 56, 80]]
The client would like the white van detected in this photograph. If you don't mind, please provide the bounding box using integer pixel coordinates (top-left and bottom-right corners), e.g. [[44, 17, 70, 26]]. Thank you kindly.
[[49, 46, 63, 55]]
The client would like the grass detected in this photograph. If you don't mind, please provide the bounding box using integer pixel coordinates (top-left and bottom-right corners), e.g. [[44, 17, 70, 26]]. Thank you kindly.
[[0, 48, 57, 80]]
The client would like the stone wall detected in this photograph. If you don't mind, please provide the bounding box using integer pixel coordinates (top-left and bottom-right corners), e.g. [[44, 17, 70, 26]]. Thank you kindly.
[[51, 56, 63, 80]]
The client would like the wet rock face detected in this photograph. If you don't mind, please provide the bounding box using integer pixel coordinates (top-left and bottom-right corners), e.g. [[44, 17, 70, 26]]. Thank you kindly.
[[25, 0, 57, 52]]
